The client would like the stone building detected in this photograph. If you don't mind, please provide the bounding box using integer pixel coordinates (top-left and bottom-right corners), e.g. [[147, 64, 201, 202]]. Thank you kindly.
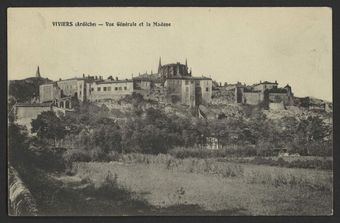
[[56, 78, 87, 102], [38, 58, 212, 107], [252, 81, 278, 92], [158, 58, 191, 78], [211, 80, 294, 108], [87, 79, 134, 101], [39, 83, 61, 103]]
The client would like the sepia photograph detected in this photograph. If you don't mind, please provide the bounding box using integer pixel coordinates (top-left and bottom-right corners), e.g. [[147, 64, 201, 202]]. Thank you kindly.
[[7, 7, 333, 216]]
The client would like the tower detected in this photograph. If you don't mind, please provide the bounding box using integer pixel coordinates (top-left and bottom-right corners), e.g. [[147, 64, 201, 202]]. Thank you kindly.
[[36, 66, 41, 78], [158, 57, 162, 73]]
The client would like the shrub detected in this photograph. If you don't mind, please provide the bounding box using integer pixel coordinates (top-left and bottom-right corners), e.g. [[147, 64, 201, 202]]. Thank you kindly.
[[63, 148, 91, 167], [244, 168, 332, 192], [306, 141, 333, 157], [169, 145, 257, 159]]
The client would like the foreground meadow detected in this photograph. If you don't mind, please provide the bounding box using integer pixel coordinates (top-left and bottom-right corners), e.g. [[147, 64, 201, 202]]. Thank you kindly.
[[69, 154, 333, 216]]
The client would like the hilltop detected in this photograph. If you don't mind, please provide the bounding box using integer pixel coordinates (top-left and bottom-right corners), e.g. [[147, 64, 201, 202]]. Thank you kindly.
[[9, 77, 52, 103]]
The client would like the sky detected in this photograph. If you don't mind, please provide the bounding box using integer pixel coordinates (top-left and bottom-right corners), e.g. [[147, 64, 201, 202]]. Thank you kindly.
[[8, 7, 332, 101]]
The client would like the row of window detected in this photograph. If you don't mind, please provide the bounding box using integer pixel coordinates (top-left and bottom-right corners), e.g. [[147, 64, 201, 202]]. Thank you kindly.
[[93, 86, 128, 92], [184, 86, 209, 92]]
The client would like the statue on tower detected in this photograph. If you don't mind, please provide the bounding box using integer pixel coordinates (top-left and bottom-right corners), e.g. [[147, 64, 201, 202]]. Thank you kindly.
[[36, 66, 41, 78]]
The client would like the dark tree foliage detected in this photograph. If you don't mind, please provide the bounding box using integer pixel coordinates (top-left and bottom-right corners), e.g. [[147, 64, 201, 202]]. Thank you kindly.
[[9, 77, 52, 103], [31, 111, 66, 146], [8, 122, 31, 168], [121, 107, 184, 154]]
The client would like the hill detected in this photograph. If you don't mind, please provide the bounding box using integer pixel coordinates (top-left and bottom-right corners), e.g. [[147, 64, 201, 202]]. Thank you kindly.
[[8, 77, 53, 103]]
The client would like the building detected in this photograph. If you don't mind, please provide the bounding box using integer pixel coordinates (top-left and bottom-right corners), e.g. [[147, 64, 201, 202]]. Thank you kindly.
[[87, 79, 134, 101], [211, 80, 294, 108], [38, 58, 213, 107], [158, 58, 191, 78], [39, 83, 61, 103], [13, 103, 52, 133]]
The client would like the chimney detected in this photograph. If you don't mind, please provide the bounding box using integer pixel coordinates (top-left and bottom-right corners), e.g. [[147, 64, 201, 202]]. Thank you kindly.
[[116, 77, 118, 81]]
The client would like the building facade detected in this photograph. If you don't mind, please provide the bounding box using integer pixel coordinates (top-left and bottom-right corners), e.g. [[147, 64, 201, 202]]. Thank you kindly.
[[87, 80, 134, 101], [39, 58, 213, 107]]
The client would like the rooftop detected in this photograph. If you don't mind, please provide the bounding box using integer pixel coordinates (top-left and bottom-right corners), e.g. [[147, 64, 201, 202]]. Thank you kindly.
[[253, 81, 278, 86]]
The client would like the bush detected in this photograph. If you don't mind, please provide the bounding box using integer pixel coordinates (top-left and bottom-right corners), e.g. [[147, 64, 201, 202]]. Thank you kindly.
[[306, 141, 332, 156], [63, 148, 91, 167], [255, 142, 278, 157], [169, 146, 258, 159]]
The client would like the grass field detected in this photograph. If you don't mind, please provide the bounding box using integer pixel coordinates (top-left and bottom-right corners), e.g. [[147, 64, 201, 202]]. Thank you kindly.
[[70, 155, 333, 216]]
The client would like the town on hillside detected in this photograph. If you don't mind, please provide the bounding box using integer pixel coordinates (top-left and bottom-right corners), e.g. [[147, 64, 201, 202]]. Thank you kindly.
[[10, 58, 332, 132]]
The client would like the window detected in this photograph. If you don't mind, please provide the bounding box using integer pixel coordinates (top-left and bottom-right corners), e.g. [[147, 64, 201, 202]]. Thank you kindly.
[[124, 86, 127, 90], [185, 80, 189, 85], [108, 87, 111, 91], [206, 87, 209, 92], [103, 87, 107, 91], [97, 87, 101, 91], [91, 88, 94, 91], [115, 87, 118, 91], [119, 87, 122, 90]]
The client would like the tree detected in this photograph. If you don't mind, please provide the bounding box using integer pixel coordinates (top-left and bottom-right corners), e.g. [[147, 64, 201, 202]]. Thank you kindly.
[[31, 111, 66, 146], [8, 122, 30, 168]]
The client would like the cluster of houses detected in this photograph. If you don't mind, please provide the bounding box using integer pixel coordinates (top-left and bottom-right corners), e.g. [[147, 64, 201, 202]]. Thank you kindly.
[[38, 58, 297, 111], [39, 58, 212, 109], [13, 58, 332, 133]]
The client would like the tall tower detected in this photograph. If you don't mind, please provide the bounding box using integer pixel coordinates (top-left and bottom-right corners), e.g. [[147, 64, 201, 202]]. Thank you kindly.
[[158, 57, 162, 73], [36, 66, 41, 78]]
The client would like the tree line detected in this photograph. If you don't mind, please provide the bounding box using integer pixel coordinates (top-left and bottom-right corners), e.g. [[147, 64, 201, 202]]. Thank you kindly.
[[23, 101, 332, 162]]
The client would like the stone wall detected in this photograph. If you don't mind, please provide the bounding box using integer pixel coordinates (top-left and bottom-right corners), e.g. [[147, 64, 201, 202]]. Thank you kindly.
[[40, 83, 63, 103], [268, 92, 290, 104], [211, 89, 235, 105], [242, 92, 262, 105], [181, 79, 196, 107], [269, 102, 285, 110], [8, 166, 38, 216], [199, 79, 212, 105], [15, 105, 52, 132]]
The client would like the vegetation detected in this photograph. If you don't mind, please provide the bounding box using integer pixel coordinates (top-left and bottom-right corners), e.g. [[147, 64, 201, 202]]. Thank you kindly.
[[9, 77, 52, 103], [24, 97, 332, 164], [8, 93, 333, 215], [72, 159, 332, 215]]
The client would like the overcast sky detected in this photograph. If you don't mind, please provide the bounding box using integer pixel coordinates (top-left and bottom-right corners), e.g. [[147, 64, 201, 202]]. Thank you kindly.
[[8, 7, 332, 101]]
